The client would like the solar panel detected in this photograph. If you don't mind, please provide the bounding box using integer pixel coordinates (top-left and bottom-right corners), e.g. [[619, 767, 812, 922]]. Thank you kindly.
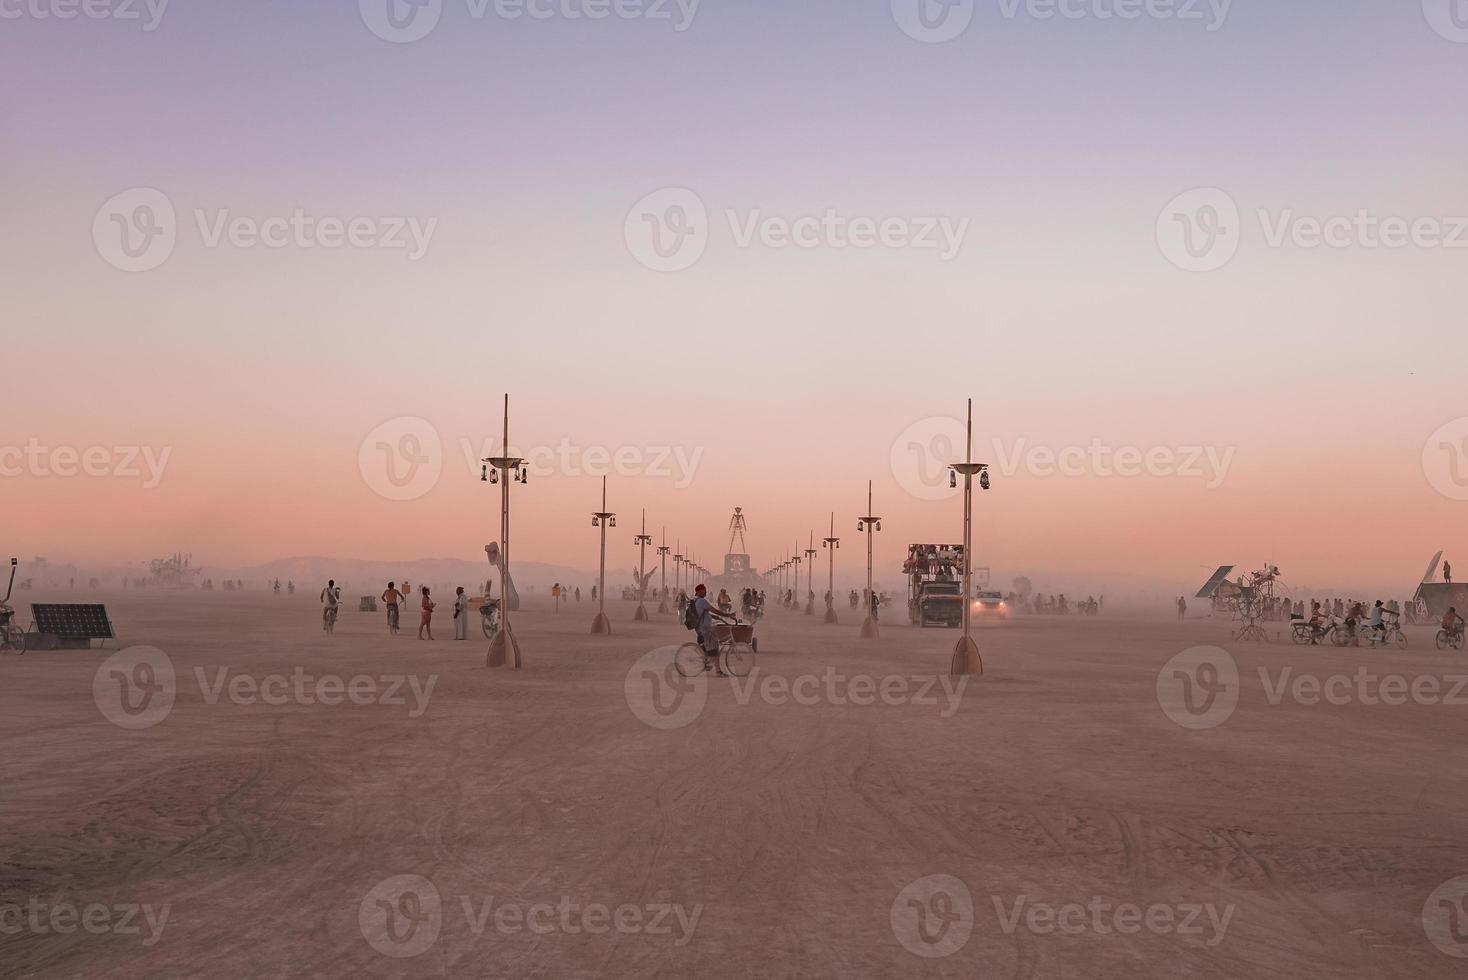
[[31, 603, 114, 639], [1195, 565, 1236, 599]]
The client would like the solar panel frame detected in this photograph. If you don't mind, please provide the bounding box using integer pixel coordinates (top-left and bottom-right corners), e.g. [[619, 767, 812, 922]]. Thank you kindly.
[[1195, 565, 1236, 599], [31, 603, 115, 639]]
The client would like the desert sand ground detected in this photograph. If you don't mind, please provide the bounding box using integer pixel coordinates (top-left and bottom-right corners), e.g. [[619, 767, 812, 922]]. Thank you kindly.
[[3, 590, 1468, 979]]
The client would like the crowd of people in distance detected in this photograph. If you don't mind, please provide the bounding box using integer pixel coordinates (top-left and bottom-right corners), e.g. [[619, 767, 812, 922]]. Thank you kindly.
[[1011, 593, 1101, 616]]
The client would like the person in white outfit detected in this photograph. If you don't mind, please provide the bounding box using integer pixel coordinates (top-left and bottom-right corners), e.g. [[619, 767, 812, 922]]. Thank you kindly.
[[453, 586, 470, 640]]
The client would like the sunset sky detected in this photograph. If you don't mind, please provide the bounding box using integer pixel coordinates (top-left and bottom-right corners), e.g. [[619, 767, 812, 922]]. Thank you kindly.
[[3, 0, 1467, 596]]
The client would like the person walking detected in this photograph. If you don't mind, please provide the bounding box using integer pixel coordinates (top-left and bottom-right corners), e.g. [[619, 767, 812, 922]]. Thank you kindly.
[[453, 586, 469, 640], [418, 586, 436, 640]]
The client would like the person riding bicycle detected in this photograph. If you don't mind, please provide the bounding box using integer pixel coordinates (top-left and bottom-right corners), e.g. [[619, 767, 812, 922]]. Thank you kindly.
[[1442, 607, 1464, 639], [1366, 600, 1386, 646], [691, 584, 736, 673], [382, 581, 403, 634]]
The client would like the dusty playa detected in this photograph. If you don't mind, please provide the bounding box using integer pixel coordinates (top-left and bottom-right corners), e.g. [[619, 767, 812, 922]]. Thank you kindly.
[[3, 590, 1467, 978]]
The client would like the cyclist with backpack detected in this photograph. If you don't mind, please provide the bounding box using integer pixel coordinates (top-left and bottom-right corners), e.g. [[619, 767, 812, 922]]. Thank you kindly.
[[684, 583, 736, 675]]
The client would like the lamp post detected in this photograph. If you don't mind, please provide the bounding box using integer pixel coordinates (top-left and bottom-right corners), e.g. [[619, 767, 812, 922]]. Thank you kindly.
[[656, 530, 671, 614], [792, 550, 802, 611], [857, 480, 881, 639], [804, 533, 818, 615], [822, 512, 840, 624], [949, 398, 991, 676], [673, 544, 684, 596], [634, 509, 652, 622], [481, 393, 527, 669], [590, 476, 615, 634]]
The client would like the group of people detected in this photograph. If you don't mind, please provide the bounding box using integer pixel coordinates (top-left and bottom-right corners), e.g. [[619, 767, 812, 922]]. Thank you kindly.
[[1302, 598, 1401, 646], [318, 579, 483, 640], [1019, 593, 1100, 617]]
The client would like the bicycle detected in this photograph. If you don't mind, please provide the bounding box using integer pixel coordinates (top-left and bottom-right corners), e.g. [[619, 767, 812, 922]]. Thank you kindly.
[[674, 620, 755, 678], [1437, 627, 1464, 651], [0, 558, 24, 655]]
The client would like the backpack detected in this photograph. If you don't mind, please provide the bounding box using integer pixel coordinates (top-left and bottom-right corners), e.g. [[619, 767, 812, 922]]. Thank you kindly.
[[683, 599, 701, 631]]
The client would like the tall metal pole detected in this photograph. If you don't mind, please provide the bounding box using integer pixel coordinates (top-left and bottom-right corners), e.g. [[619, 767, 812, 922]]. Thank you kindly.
[[950, 398, 987, 676], [823, 512, 840, 624], [484, 394, 524, 669], [634, 509, 652, 622], [591, 476, 614, 634], [657, 529, 670, 614], [859, 481, 881, 638], [804, 532, 818, 615]]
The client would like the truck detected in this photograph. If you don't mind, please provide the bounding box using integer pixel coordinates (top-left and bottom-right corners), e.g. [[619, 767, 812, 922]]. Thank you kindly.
[[904, 544, 965, 628]]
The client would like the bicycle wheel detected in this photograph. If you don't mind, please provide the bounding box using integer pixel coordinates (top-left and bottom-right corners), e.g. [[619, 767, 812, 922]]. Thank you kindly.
[[1291, 627, 1310, 646], [674, 643, 709, 678], [1438, 631, 1450, 650], [1330, 627, 1348, 647], [722, 642, 754, 678], [1395, 630, 1408, 649]]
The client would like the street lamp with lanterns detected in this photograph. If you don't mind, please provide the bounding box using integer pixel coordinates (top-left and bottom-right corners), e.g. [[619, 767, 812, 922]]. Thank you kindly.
[[804, 533, 818, 615], [633, 509, 653, 622], [656, 531, 671, 614], [949, 398, 991, 676], [590, 476, 615, 634], [480, 393, 529, 669], [822, 512, 840, 624], [857, 481, 882, 639]]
